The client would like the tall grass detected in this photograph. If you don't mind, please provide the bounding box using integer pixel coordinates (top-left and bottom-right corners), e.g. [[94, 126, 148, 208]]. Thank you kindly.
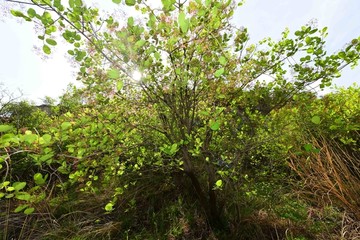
[[289, 136, 360, 221]]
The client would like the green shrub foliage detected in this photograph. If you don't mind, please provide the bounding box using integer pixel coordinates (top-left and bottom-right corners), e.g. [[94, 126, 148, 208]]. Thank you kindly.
[[1, 0, 360, 238]]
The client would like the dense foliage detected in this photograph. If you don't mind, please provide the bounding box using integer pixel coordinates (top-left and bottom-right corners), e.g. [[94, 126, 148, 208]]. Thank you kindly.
[[1, 0, 359, 239]]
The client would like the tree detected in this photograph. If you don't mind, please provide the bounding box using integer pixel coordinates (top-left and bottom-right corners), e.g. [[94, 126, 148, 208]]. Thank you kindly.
[[5, 0, 360, 230]]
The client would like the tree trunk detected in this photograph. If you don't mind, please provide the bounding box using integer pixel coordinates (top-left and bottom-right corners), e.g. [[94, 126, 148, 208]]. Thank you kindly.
[[182, 147, 224, 229]]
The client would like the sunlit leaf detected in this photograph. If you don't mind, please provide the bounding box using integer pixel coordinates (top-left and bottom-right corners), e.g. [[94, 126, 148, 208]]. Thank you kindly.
[[54, 0, 63, 9], [61, 122, 72, 130], [127, 16, 134, 27], [117, 80, 124, 91], [43, 44, 51, 54], [210, 120, 220, 131], [39, 153, 53, 163], [311, 116, 321, 124], [135, 39, 146, 48], [74, 0, 82, 7], [46, 38, 57, 46], [15, 192, 31, 201], [214, 68, 224, 77], [23, 134, 37, 144], [42, 134, 52, 144], [1, 181, 10, 188], [13, 182, 26, 191], [178, 11, 189, 34], [105, 202, 114, 211], [125, 0, 135, 6], [107, 68, 120, 79], [27, 8, 36, 18], [10, 10, 25, 18], [14, 204, 28, 213], [34, 173, 46, 186], [219, 56, 227, 66], [162, 0, 175, 11], [0, 125, 13, 132], [24, 207, 35, 215]]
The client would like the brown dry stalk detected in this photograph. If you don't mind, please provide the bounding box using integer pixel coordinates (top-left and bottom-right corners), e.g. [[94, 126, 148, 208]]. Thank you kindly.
[[289, 136, 360, 220]]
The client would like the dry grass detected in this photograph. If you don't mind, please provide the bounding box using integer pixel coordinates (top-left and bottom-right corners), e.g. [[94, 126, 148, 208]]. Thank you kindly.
[[289, 136, 360, 221], [338, 211, 360, 240]]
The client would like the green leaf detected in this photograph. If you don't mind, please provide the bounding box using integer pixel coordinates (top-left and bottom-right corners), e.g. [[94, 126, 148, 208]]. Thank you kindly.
[[127, 16, 134, 27], [34, 173, 46, 186], [311, 116, 321, 125], [338, 51, 346, 59], [162, 0, 175, 11], [107, 69, 120, 79], [13, 182, 26, 191], [170, 143, 178, 154], [105, 202, 114, 211], [117, 81, 124, 91], [41, 134, 52, 144], [5, 193, 14, 198], [178, 11, 189, 34], [0, 192, 5, 198], [214, 68, 225, 77], [125, 0, 135, 6], [39, 153, 53, 163], [160, 143, 179, 156], [43, 44, 51, 54], [61, 122, 72, 130], [215, 180, 223, 187], [24, 207, 35, 215], [46, 38, 57, 46], [40, 0, 51, 4], [15, 192, 31, 201], [14, 204, 28, 213], [112, 0, 121, 3], [135, 39, 146, 48], [219, 56, 227, 66], [294, 30, 302, 37], [210, 120, 220, 131], [23, 134, 37, 144], [54, 0, 63, 9], [1, 181, 10, 188], [0, 125, 13, 132], [10, 10, 25, 18], [303, 144, 312, 152], [75, 50, 86, 61], [74, 0, 82, 7], [27, 8, 36, 18]]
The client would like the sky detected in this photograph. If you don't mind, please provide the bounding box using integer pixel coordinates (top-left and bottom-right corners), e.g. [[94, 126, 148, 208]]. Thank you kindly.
[[0, 0, 359, 104]]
